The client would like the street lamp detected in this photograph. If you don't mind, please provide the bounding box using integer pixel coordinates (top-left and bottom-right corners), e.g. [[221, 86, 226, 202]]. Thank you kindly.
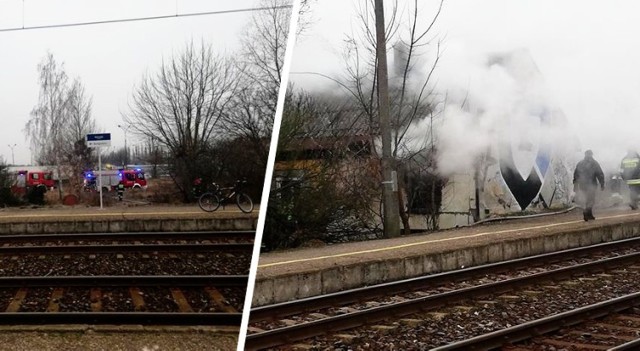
[[7, 144, 16, 165], [117, 124, 131, 168]]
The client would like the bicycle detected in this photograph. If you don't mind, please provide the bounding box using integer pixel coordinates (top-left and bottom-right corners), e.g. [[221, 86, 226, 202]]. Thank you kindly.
[[198, 179, 254, 213]]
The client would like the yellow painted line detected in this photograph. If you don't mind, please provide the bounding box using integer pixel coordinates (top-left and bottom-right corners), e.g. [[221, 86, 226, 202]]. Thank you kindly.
[[258, 212, 640, 269]]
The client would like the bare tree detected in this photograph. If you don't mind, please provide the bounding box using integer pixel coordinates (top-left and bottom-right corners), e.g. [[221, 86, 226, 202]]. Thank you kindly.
[[142, 137, 167, 179], [262, 0, 446, 248], [25, 53, 96, 199], [64, 79, 95, 145], [25, 52, 69, 167], [221, 0, 293, 171], [297, 0, 315, 36], [241, 0, 290, 93], [337, 0, 445, 235], [264, 88, 381, 249], [63, 79, 96, 195], [123, 42, 238, 200]]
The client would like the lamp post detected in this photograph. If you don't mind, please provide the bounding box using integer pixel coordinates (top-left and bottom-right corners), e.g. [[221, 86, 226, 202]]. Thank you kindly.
[[7, 144, 16, 165], [117, 124, 130, 168], [374, 0, 400, 238]]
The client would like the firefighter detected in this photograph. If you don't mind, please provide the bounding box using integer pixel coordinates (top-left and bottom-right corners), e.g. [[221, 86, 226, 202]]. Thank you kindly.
[[620, 148, 640, 210], [573, 149, 605, 221], [116, 181, 125, 202], [192, 177, 204, 198]]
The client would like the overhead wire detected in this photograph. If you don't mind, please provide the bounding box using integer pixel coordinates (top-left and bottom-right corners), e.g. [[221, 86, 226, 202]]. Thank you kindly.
[[0, 4, 292, 32]]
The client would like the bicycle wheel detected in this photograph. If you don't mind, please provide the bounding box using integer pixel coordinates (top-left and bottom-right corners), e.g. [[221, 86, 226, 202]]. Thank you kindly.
[[198, 193, 221, 212], [236, 192, 254, 213]]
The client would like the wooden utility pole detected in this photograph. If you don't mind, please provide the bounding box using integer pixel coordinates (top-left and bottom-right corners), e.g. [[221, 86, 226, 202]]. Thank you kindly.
[[375, 0, 400, 238]]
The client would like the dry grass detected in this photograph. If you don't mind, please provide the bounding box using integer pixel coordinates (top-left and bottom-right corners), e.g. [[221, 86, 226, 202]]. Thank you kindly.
[[41, 178, 185, 207]]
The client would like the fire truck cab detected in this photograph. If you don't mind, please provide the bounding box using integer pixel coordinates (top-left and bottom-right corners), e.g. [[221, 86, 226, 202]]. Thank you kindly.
[[16, 170, 55, 189], [120, 168, 147, 189]]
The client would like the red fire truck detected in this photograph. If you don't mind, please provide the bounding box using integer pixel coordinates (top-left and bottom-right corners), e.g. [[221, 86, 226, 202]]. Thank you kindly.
[[84, 168, 147, 191], [11, 170, 56, 196]]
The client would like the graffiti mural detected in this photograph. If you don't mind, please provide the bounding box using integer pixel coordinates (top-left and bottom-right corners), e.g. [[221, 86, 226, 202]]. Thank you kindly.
[[499, 148, 544, 210], [436, 49, 577, 229], [490, 50, 559, 210], [498, 109, 552, 210]]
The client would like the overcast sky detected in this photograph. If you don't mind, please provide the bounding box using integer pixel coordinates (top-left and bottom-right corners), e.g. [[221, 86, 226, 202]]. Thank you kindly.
[[289, 0, 640, 172], [0, 0, 262, 165]]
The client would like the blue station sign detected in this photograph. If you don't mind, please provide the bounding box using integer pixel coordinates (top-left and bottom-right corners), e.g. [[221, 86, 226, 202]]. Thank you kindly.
[[86, 133, 112, 147]]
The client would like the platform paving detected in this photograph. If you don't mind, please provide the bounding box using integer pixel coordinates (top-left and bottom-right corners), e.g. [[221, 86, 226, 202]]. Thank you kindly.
[[0, 204, 259, 232], [253, 207, 640, 306]]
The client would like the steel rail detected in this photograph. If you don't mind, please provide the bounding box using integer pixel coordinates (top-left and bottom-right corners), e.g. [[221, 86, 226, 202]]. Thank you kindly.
[[245, 248, 640, 350], [0, 275, 248, 288], [609, 337, 640, 351], [0, 231, 256, 242], [0, 312, 242, 326], [0, 243, 254, 254], [431, 292, 640, 350], [250, 236, 640, 322]]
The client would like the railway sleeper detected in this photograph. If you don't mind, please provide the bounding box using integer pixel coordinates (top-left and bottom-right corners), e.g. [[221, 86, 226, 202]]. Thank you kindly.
[[0, 286, 241, 314]]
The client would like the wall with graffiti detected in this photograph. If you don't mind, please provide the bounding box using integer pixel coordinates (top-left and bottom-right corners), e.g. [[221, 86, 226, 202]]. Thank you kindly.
[[433, 49, 578, 229], [489, 105, 576, 214], [435, 142, 576, 230], [485, 118, 575, 214]]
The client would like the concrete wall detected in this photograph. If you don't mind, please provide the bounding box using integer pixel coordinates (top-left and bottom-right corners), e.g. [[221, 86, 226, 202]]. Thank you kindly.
[[252, 220, 640, 307], [440, 173, 476, 229]]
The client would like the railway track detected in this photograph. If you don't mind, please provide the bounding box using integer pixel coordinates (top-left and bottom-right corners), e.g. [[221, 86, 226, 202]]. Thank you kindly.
[[0, 231, 254, 254], [0, 275, 247, 325], [245, 237, 640, 350], [0, 230, 255, 253], [0, 230, 256, 243], [0, 229, 253, 327], [0, 243, 253, 254], [435, 293, 640, 350]]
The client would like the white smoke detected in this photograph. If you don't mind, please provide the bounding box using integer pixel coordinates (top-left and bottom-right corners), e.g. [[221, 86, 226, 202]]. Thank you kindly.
[[436, 105, 493, 175], [429, 42, 640, 178], [434, 48, 581, 177]]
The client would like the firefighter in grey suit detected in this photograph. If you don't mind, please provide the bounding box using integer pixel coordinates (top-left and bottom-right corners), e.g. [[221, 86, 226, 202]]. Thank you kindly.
[[574, 150, 605, 221]]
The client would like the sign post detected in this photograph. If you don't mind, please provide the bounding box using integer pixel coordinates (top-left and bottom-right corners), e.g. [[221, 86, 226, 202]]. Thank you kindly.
[[86, 133, 112, 209]]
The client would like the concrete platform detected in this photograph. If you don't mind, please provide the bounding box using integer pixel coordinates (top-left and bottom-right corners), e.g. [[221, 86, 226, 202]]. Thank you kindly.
[[0, 204, 258, 233], [253, 207, 640, 306], [0, 325, 238, 351]]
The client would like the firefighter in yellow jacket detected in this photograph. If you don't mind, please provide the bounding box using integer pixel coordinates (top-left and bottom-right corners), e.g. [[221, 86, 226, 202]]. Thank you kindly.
[[621, 149, 640, 210], [116, 181, 125, 202]]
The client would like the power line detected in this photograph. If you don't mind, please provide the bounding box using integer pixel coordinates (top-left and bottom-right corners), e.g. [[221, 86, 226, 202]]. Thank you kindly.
[[0, 4, 292, 33]]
